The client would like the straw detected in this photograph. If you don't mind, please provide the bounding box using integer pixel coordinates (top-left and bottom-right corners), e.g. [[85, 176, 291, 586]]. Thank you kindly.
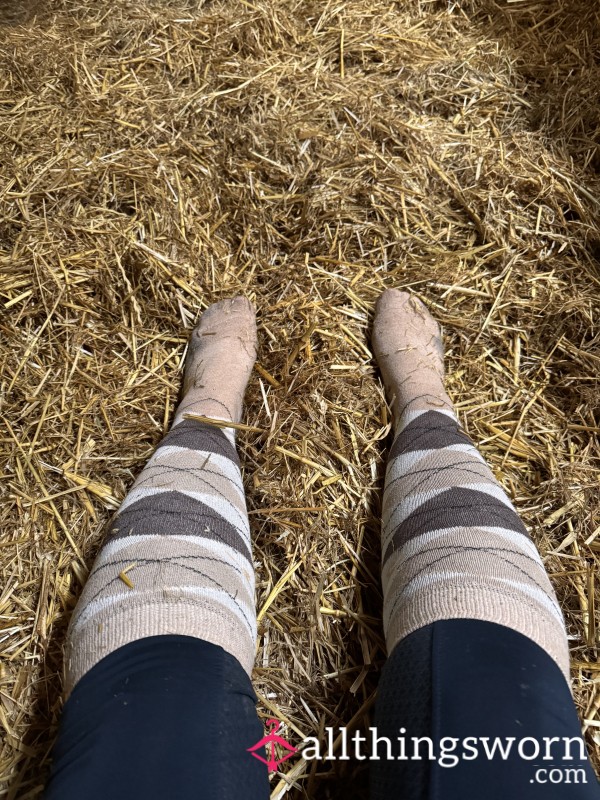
[[1, 0, 599, 794]]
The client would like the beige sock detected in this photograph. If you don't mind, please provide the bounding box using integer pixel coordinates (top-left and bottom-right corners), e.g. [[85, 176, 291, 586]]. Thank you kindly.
[[174, 295, 258, 428], [372, 288, 570, 681], [65, 296, 259, 693]]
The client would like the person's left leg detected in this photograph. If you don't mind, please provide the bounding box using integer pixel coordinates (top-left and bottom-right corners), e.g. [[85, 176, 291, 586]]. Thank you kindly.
[[369, 289, 599, 798], [45, 296, 269, 799]]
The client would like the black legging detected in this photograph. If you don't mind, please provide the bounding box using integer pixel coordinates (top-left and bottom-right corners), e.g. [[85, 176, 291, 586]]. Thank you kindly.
[[372, 619, 598, 798], [45, 621, 599, 799]]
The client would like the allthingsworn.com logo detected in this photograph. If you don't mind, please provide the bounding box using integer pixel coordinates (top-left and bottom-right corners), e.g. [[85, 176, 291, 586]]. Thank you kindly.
[[247, 719, 298, 771], [247, 723, 590, 785]]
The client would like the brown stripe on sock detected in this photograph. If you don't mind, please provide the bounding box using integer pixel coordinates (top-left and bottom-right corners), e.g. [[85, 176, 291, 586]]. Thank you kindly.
[[160, 418, 240, 464], [108, 491, 252, 561], [383, 487, 530, 562], [390, 410, 473, 459]]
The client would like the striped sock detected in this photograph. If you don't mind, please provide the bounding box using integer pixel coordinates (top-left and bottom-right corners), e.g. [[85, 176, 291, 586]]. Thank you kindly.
[[372, 289, 570, 681], [65, 297, 258, 692]]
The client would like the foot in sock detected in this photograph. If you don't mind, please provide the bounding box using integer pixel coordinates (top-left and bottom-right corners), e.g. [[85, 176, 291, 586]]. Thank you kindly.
[[65, 296, 258, 694], [371, 289, 453, 426], [372, 288, 570, 681], [175, 295, 258, 426]]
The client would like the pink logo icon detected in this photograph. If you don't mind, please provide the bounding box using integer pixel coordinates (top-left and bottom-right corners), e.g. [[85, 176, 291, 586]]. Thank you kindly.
[[247, 718, 297, 772]]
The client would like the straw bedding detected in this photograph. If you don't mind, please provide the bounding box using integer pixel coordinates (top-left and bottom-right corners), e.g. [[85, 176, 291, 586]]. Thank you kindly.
[[0, 0, 599, 796]]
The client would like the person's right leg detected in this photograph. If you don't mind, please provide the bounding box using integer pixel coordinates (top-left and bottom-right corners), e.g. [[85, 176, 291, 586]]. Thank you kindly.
[[45, 297, 269, 799], [370, 289, 599, 798]]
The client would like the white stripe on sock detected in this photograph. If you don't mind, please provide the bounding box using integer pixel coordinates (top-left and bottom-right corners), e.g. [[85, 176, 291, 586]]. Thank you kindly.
[[71, 584, 255, 637], [383, 525, 542, 566], [93, 532, 253, 572]]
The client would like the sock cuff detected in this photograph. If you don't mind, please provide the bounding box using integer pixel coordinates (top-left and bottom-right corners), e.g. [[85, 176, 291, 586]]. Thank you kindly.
[[65, 600, 256, 694], [384, 584, 570, 684]]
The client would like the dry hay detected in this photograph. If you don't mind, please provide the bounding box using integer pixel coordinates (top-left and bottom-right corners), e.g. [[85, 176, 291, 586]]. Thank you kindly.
[[1, 0, 600, 796]]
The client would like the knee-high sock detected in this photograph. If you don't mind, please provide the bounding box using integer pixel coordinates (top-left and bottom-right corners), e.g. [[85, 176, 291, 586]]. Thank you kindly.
[[65, 297, 258, 693], [381, 404, 570, 681]]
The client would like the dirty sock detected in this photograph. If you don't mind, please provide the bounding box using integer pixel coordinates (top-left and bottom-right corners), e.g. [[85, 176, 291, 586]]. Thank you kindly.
[[65, 296, 258, 693], [372, 288, 570, 681]]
